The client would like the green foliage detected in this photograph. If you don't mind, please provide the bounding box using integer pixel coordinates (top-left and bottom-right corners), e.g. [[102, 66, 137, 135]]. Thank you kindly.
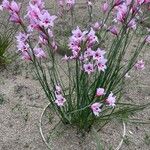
[[0, 22, 17, 66], [0, 94, 4, 105], [92, 128, 104, 150], [144, 133, 150, 146]]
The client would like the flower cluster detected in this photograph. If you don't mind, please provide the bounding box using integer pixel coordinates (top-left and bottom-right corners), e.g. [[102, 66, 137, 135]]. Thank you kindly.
[[54, 85, 66, 107], [16, 32, 31, 60], [0, 0, 58, 60], [67, 27, 107, 74], [91, 89, 116, 116], [26, 0, 57, 32], [83, 48, 107, 74], [0, 0, 22, 23], [16, 31, 46, 60]]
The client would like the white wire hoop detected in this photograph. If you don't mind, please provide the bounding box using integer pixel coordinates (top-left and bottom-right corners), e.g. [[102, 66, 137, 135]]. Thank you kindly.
[[39, 103, 126, 150]]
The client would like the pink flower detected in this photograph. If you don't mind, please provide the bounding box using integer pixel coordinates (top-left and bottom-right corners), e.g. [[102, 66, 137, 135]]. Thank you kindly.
[[17, 42, 30, 52], [93, 48, 106, 61], [144, 0, 150, 3], [91, 102, 102, 116], [84, 48, 94, 59], [16, 32, 30, 52], [96, 88, 105, 97], [55, 86, 61, 92], [128, 19, 137, 30], [145, 35, 150, 43], [16, 32, 29, 43], [39, 11, 57, 28], [0, 0, 10, 11], [62, 55, 70, 61], [102, 1, 109, 13], [106, 92, 116, 107], [51, 40, 58, 51], [31, 0, 45, 9], [34, 47, 46, 58], [136, 0, 144, 5], [126, 0, 132, 5], [48, 29, 54, 38], [54, 84, 63, 96], [69, 27, 87, 57], [83, 63, 94, 74], [10, 0, 21, 13], [93, 22, 101, 31], [86, 28, 98, 47], [72, 26, 87, 41], [9, 12, 22, 24], [108, 26, 119, 36], [21, 51, 32, 61], [96, 58, 107, 72], [55, 95, 66, 107], [134, 60, 145, 70], [39, 35, 48, 45], [116, 3, 128, 23], [66, 0, 75, 8], [114, 0, 124, 6], [87, 1, 92, 6]]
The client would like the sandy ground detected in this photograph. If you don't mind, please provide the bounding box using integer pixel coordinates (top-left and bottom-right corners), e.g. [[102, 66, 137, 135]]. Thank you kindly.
[[0, 0, 150, 150]]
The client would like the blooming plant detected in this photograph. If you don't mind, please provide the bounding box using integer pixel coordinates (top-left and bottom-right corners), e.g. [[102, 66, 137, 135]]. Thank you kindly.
[[1, 0, 150, 132]]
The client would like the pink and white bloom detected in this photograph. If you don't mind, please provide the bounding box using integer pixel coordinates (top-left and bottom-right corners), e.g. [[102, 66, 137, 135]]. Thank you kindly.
[[16, 32, 29, 43], [93, 48, 106, 61], [145, 35, 150, 43], [0, 0, 10, 11], [126, 0, 132, 5], [86, 28, 98, 47], [114, 0, 124, 6], [116, 3, 128, 23], [72, 26, 87, 41], [96, 58, 107, 72], [69, 27, 87, 57], [128, 19, 137, 30], [9, 12, 22, 24], [108, 26, 119, 36], [21, 51, 32, 61], [34, 47, 46, 58], [134, 60, 145, 70], [96, 88, 105, 97], [87, 1, 92, 6], [66, 0, 75, 8], [31, 0, 45, 9], [10, 0, 21, 13], [55, 85, 62, 94], [135, 0, 145, 5], [102, 1, 109, 13], [62, 55, 70, 61], [55, 95, 66, 106], [83, 63, 94, 74], [16, 32, 30, 52], [39, 11, 57, 28], [91, 102, 102, 116], [106, 92, 116, 107], [84, 48, 94, 59], [93, 22, 101, 31], [144, 0, 150, 3]]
